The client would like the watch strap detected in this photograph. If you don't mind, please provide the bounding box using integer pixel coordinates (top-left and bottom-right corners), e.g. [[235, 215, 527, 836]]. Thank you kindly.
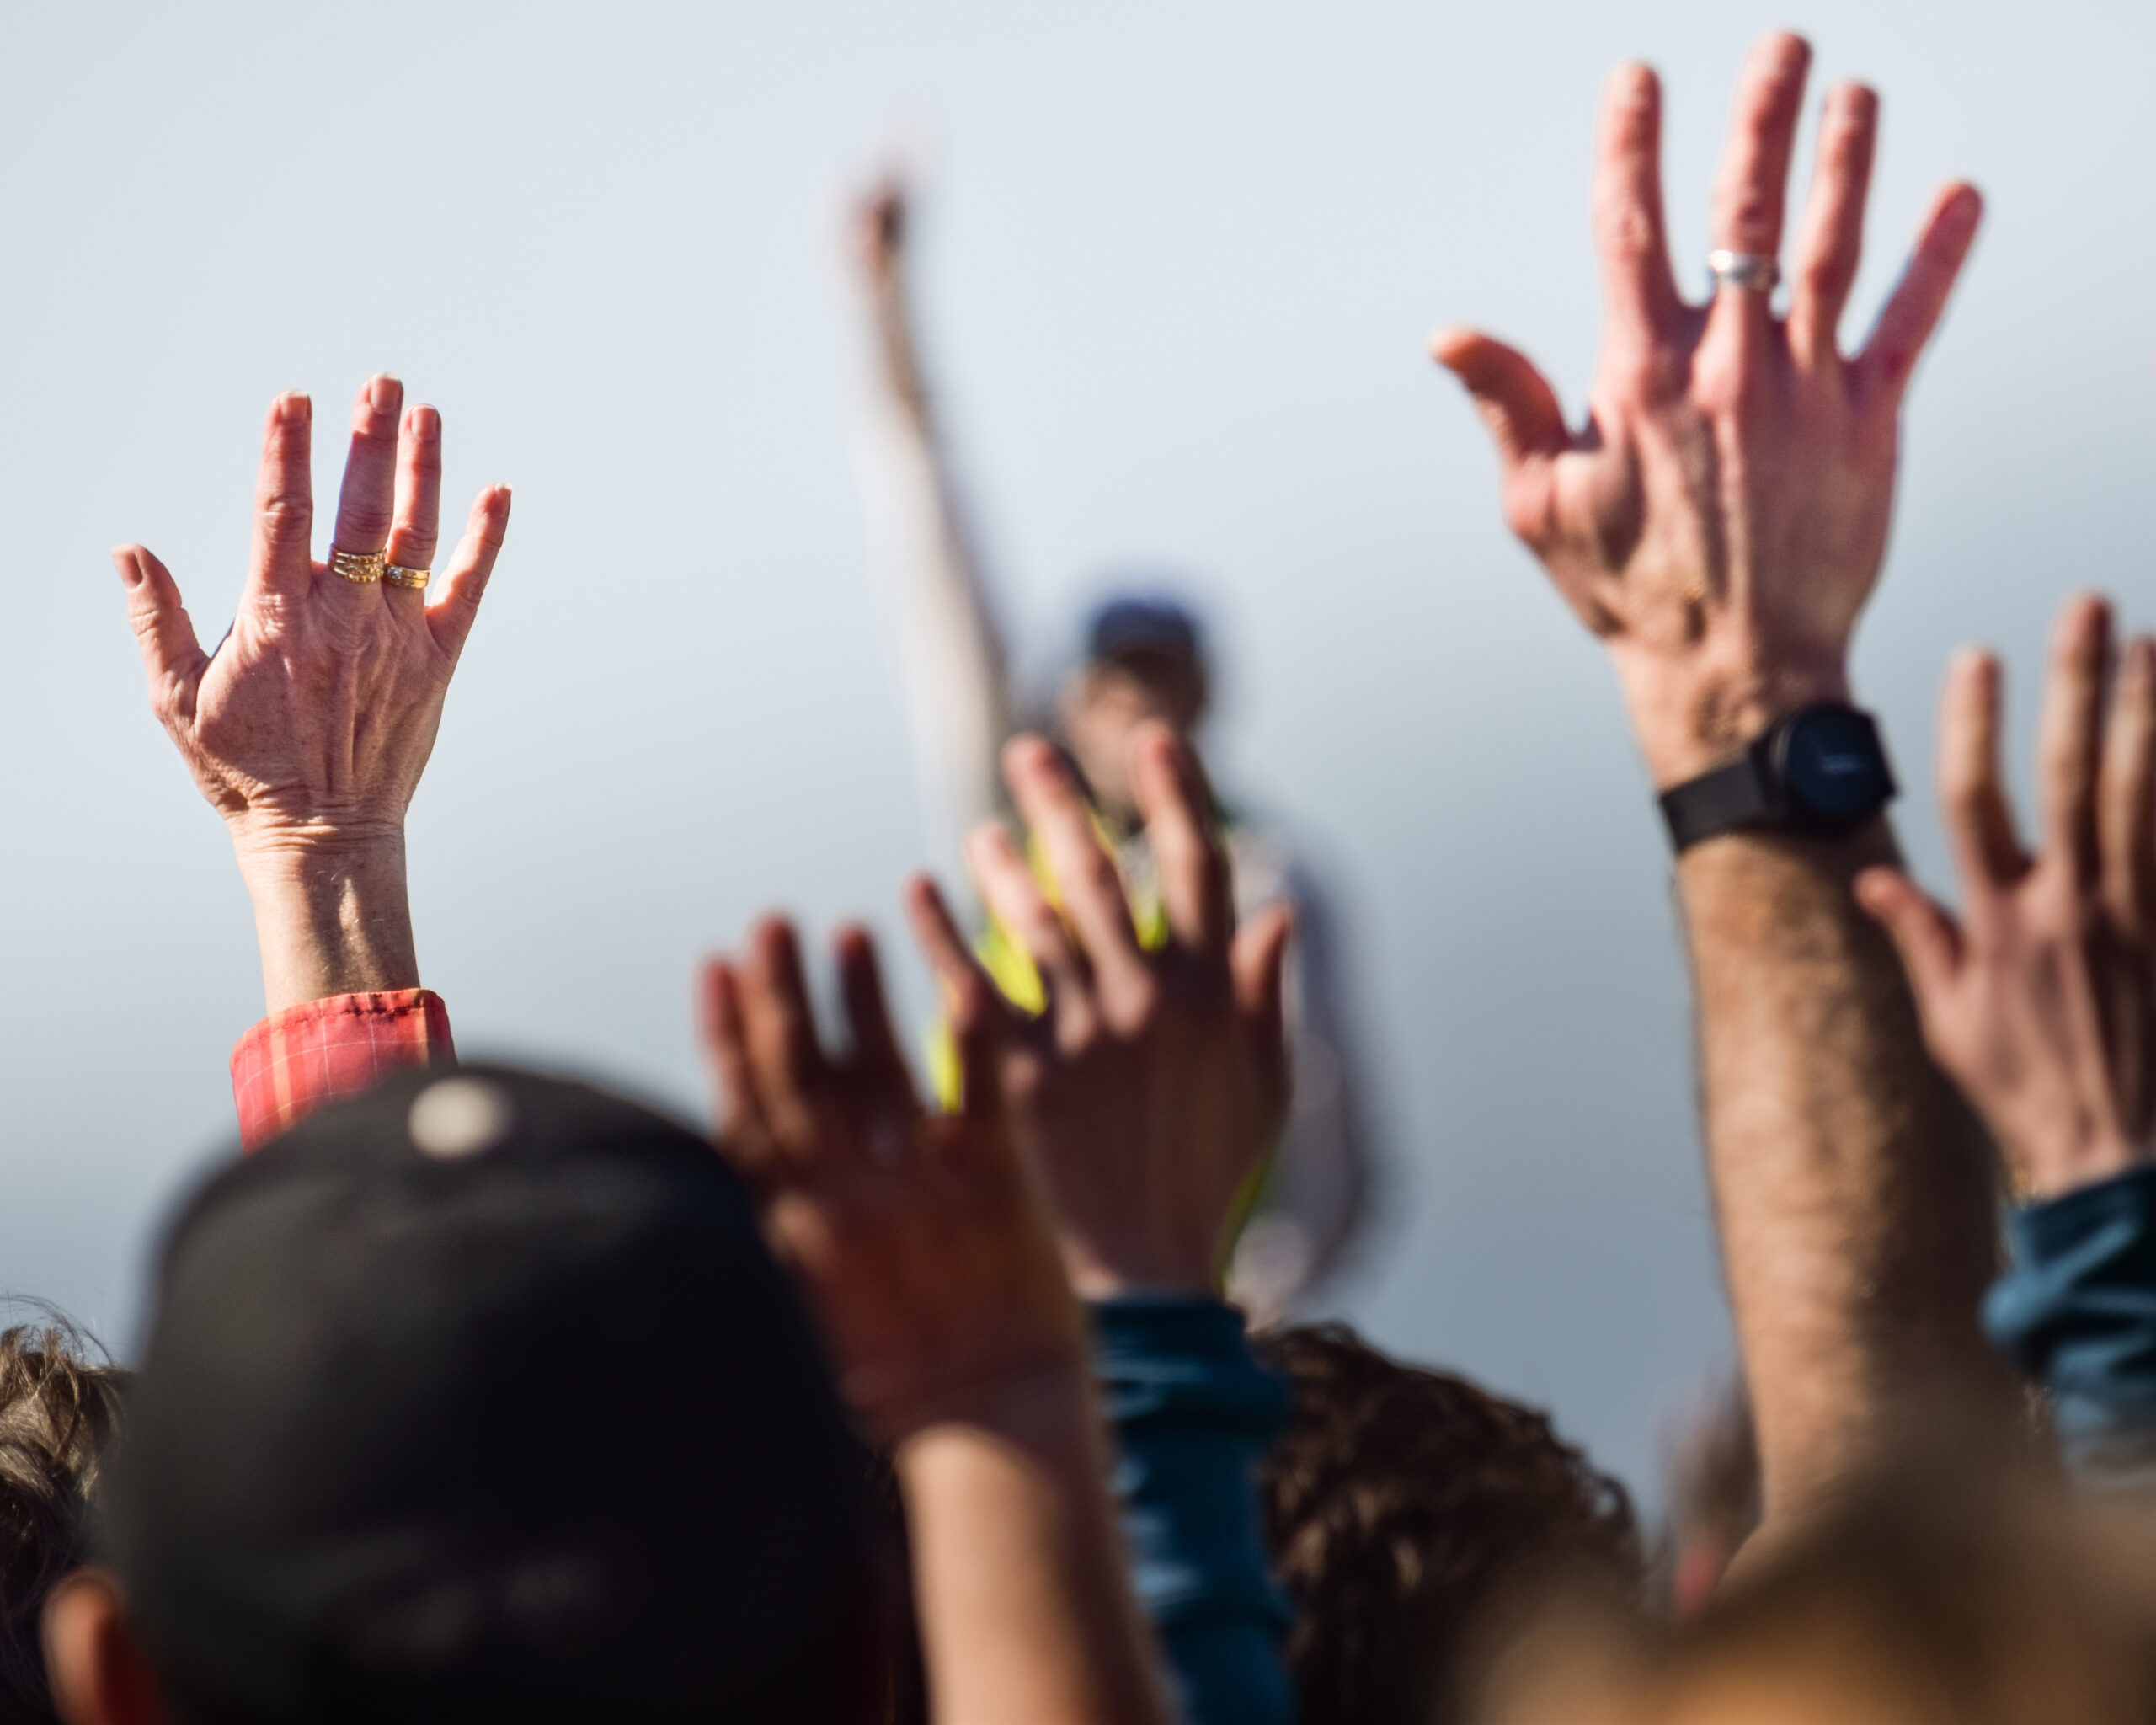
[[1658, 746, 1777, 852]]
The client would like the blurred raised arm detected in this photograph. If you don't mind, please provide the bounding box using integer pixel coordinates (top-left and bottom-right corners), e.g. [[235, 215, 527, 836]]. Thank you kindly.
[[701, 912, 1169, 1725], [846, 174, 1017, 851], [1860, 596, 2156, 1484], [120, 377, 509, 1141], [1433, 34, 2016, 1530]]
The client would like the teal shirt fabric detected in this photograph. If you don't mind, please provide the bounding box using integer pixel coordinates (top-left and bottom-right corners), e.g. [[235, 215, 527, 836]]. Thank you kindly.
[[1984, 1166, 2156, 1487], [1091, 1295, 1294, 1725]]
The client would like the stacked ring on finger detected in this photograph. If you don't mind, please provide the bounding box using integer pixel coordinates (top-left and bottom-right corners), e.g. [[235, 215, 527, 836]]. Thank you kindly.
[[1706, 248, 1780, 294], [384, 563, 432, 590], [330, 548, 387, 584]]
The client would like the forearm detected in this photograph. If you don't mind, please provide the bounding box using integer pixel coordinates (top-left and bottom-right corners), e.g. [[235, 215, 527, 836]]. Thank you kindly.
[[852, 273, 1017, 838], [1678, 818, 2017, 1518], [897, 1367, 1170, 1725], [232, 830, 419, 1014]]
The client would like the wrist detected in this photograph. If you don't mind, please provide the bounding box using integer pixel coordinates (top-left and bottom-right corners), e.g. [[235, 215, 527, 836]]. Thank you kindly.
[[1061, 1236, 1219, 1305], [2016, 1130, 2153, 1204], [1616, 647, 1852, 789], [883, 1352, 1093, 1452], [232, 828, 419, 1015]]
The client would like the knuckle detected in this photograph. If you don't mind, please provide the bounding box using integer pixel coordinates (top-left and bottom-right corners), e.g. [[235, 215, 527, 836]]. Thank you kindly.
[[257, 496, 312, 541]]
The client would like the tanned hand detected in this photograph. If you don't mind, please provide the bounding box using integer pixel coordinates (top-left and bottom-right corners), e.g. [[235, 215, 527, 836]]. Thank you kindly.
[[1860, 595, 2156, 1202]]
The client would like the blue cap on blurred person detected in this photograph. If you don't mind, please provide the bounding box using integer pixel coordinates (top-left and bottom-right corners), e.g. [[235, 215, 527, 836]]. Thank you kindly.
[[1085, 592, 1206, 671]]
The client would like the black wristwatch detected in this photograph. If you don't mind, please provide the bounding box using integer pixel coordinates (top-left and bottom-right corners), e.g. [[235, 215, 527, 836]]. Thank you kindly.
[[1657, 702, 1897, 852]]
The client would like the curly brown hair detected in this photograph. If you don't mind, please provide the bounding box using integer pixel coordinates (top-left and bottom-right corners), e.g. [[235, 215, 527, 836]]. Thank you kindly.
[[0, 1321, 124, 1724], [1253, 1323, 1641, 1725]]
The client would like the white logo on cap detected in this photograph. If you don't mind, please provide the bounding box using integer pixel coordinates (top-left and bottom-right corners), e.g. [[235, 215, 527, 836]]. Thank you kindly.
[[408, 1078, 515, 1160]]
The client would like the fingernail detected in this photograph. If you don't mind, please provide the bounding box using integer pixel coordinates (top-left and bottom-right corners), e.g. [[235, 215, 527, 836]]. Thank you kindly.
[[112, 548, 141, 585], [276, 391, 310, 423], [369, 375, 400, 414]]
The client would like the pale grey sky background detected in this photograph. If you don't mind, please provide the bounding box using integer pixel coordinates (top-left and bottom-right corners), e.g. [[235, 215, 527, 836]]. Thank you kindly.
[[1, 0, 2149, 1501]]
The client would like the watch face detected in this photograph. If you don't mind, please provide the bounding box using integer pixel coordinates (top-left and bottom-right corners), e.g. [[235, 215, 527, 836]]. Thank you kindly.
[[1779, 707, 1893, 822]]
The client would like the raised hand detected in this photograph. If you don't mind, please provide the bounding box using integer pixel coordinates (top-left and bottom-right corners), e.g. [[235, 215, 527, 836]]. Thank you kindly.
[[1434, 33, 1980, 782], [1433, 35, 2019, 1524], [1859, 597, 2156, 1200], [701, 916, 1081, 1440], [702, 913, 1169, 1725], [120, 377, 510, 1011], [911, 725, 1293, 1300]]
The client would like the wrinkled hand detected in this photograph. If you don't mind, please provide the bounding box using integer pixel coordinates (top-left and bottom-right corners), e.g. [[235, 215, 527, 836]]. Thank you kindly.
[[120, 377, 511, 863], [1858, 596, 2156, 1199], [911, 726, 1292, 1300], [702, 915, 1083, 1441], [1433, 33, 1981, 785]]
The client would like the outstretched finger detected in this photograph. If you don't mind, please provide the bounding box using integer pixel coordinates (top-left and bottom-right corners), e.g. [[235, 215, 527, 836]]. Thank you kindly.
[[832, 923, 916, 1113], [1231, 900, 1294, 1108], [1591, 61, 1683, 341], [1853, 183, 1983, 403], [2036, 595, 2111, 880], [243, 391, 315, 603], [1131, 724, 1231, 956], [1785, 82, 1879, 364], [905, 873, 1011, 1125], [1002, 736, 1147, 985], [2100, 633, 2156, 939], [700, 958, 777, 1175], [740, 916, 835, 1156], [1705, 32, 1813, 339], [383, 403, 443, 583], [905, 871, 997, 1010], [1938, 646, 2025, 894], [966, 822, 1092, 1023], [115, 546, 210, 731], [424, 486, 513, 659], [1854, 867, 1965, 1011], [325, 376, 403, 604]]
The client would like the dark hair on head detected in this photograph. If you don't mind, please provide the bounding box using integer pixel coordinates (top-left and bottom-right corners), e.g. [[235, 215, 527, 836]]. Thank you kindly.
[[1253, 1322, 1641, 1725], [0, 1317, 125, 1723]]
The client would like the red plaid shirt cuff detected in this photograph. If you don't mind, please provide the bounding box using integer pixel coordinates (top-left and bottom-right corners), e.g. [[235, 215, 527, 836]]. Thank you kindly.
[[230, 989, 456, 1151]]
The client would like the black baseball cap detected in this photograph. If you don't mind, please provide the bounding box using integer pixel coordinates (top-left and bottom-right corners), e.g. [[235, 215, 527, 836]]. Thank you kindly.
[[99, 1065, 872, 1724]]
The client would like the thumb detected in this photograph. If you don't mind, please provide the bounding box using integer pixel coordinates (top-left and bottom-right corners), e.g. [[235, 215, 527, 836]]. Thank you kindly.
[[1429, 328, 1568, 548], [1430, 328, 1568, 462], [1854, 866, 1963, 1007], [114, 546, 209, 729]]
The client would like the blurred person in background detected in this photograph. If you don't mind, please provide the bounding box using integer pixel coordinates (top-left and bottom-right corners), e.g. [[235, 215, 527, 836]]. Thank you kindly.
[[1256, 1322, 1642, 1725], [843, 174, 1375, 1322], [0, 1323, 122, 1725], [1476, 1463, 2156, 1725]]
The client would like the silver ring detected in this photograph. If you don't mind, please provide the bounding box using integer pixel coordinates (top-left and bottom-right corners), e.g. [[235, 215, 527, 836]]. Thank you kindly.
[[1707, 248, 1779, 294]]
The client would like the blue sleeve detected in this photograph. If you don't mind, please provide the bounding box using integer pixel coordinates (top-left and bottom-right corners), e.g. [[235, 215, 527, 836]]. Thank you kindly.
[[1091, 1295, 1294, 1725], [1983, 1165, 2156, 1489]]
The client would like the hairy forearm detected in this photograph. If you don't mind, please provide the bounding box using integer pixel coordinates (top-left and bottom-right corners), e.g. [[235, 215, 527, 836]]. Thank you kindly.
[[232, 830, 419, 1014], [1678, 819, 2018, 1519], [897, 1368, 1169, 1725]]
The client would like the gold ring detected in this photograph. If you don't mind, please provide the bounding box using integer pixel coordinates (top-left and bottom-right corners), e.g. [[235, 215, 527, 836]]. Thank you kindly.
[[330, 548, 386, 585], [384, 564, 431, 590]]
